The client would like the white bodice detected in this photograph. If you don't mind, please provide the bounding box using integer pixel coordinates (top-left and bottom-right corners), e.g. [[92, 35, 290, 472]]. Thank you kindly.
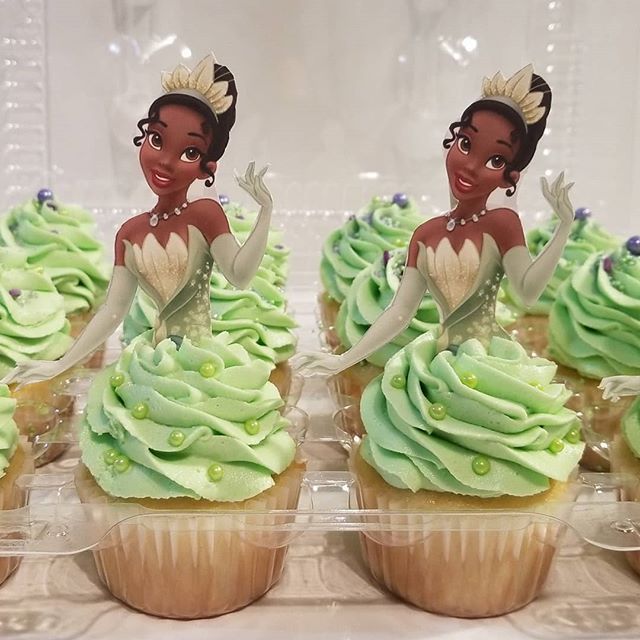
[[130, 233, 190, 305], [422, 238, 481, 311], [123, 225, 214, 344]]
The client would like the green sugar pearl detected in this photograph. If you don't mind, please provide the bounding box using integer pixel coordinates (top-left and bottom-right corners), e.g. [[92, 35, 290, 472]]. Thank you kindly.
[[565, 427, 581, 444], [393, 238, 406, 247], [428, 403, 447, 420], [109, 372, 125, 388], [460, 372, 478, 389], [244, 419, 260, 435], [199, 361, 216, 378], [548, 438, 565, 454], [168, 430, 185, 447], [390, 374, 406, 389], [113, 455, 131, 473], [530, 381, 545, 391], [207, 463, 224, 482], [103, 449, 118, 466], [132, 402, 149, 419], [472, 456, 491, 476]]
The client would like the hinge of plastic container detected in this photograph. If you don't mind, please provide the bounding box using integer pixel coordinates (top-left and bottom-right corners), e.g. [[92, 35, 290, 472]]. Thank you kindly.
[[302, 471, 353, 511], [568, 501, 640, 551], [579, 472, 630, 493], [15, 473, 74, 491]]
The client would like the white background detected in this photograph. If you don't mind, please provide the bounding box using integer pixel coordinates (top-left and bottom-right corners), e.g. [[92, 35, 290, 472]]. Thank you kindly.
[[2, 0, 640, 235]]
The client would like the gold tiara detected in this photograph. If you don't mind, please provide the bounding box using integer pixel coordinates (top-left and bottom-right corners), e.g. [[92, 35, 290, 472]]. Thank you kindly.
[[160, 53, 233, 117], [481, 64, 546, 125]]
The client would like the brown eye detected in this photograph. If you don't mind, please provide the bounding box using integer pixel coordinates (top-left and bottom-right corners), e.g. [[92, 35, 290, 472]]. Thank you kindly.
[[456, 135, 471, 154], [148, 131, 162, 150], [180, 147, 202, 163], [486, 155, 506, 170]]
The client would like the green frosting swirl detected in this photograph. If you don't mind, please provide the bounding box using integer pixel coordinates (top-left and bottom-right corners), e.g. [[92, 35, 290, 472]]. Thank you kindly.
[[123, 269, 297, 366], [0, 196, 111, 314], [0, 248, 72, 377], [360, 332, 583, 497], [80, 331, 296, 501], [503, 215, 619, 315], [336, 248, 516, 367], [320, 196, 424, 303], [549, 247, 640, 379], [0, 384, 18, 479], [223, 201, 289, 287]]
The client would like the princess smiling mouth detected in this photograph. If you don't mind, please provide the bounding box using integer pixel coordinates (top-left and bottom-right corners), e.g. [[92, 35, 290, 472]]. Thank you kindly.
[[151, 171, 174, 188], [455, 174, 475, 192]]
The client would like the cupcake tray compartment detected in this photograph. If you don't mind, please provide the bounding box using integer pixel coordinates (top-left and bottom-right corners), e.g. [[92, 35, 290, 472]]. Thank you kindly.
[[3, 468, 640, 558]]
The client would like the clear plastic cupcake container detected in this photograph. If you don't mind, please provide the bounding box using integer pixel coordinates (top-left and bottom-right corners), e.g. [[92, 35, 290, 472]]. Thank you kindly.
[[0, 440, 33, 586], [11, 380, 75, 467], [4, 447, 640, 619], [554, 364, 633, 472], [509, 313, 550, 357], [316, 292, 342, 351]]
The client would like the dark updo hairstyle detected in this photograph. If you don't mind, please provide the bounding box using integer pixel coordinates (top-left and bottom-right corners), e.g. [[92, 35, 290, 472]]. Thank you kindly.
[[133, 63, 237, 186], [443, 72, 552, 196]]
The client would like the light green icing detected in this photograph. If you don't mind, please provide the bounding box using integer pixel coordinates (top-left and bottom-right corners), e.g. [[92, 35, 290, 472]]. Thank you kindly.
[[320, 196, 424, 303], [503, 214, 619, 315], [0, 196, 111, 314], [223, 201, 290, 287], [122, 269, 297, 366], [0, 384, 18, 479], [0, 247, 72, 377], [336, 248, 516, 367], [549, 247, 640, 379], [80, 331, 296, 501], [359, 332, 583, 497]]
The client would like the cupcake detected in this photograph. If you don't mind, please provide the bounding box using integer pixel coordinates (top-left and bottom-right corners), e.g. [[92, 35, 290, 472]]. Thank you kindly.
[[0, 189, 111, 365], [548, 238, 640, 470], [351, 332, 583, 617], [122, 268, 297, 399], [503, 207, 618, 355], [610, 400, 640, 575], [0, 247, 74, 450], [0, 384, 34, 586], [75, 331, 304, 619], [318, 193, 424, 348], [329, 247, 517, 430]]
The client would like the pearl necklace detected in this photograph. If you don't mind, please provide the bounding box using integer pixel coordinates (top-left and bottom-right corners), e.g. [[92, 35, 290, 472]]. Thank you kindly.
[[445, 209, 487, 232], [148, 201, 189, 227]]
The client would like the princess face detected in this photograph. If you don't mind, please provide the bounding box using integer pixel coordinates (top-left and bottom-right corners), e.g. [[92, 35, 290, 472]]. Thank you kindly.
[[446, 110, 521, 203], [139, 104, 213, 196]]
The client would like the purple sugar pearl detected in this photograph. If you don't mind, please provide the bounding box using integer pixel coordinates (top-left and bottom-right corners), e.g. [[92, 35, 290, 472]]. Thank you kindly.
[[626, 235, 640, 256], [219, 194, 230, 205], [392, 192, 409, 209], [8, 288, 21, 299], [382, 250, 390, 266], [37, 188, 53, 203], [275, 244, 284, 250], [574, 207, 591, 221], [603, 255, 614, 274]]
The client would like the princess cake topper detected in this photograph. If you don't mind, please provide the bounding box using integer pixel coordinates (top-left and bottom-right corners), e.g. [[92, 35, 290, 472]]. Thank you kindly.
[[294, 64, 575, 376], [2, 52, 274, 387]]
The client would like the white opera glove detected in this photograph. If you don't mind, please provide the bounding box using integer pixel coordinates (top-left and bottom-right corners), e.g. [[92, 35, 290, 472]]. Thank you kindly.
[[292, 267, 428, 377], [210, 162, 272, 289], [599, 375, 640, 402], [503, 172, 574, 307], [1, 265, 138, 388]]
